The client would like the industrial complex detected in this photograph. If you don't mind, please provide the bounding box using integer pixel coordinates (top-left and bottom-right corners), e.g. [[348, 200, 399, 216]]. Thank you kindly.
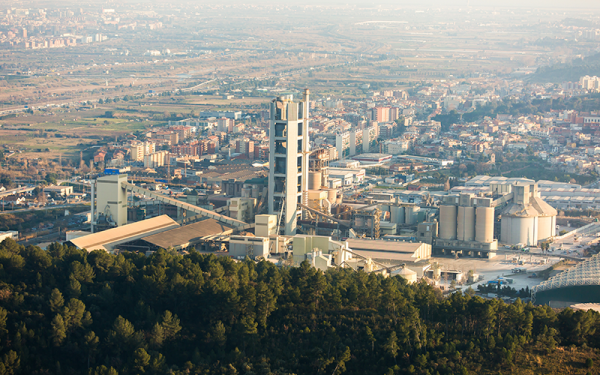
[[59, 93, 598, 300]]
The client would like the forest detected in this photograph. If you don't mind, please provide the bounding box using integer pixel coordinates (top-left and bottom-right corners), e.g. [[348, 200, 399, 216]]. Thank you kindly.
[[0, 238, 599, 375], [529, 52, 600, 83]]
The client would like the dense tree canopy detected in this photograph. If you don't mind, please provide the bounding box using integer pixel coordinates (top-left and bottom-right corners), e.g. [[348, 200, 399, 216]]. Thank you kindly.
[[0, 238, 599, 374]]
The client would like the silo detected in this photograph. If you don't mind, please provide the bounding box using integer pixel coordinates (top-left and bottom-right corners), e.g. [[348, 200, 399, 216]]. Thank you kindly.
[[308, 171, 321, 190], [326, 189, 337, 203], [457, 206, 475, 241], [405, 206, 419, 225], [537, 216, 553, 241], [531, 196, 558, 241], [439, 205, 457, 240], [475, 207, 494, 243], [390, 206, 405, 224], [501, 215, 538, 246]]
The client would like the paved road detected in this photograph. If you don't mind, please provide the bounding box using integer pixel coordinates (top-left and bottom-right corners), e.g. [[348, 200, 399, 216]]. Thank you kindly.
[[0, 186, 36, 198], [0, 203, 88, 216]]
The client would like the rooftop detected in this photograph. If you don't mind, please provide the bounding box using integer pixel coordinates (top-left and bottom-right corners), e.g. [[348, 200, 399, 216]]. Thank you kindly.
[[68, 215, 179, 252], [346, 239, 428, 263], [141, 219, 234, 250]]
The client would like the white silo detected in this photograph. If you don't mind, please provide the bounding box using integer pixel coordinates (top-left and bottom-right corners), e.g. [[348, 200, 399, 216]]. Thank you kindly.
[[500, 213, 538, 246], [308, 171, 321, 190], [475, 207, 495, 243], [439, 205, 457, 240], [390, 206, 405, 224], [405, 206, 419, 225], [457, 206, 475, 241], [531, 196, 558, 241], [500, 182, 558, 246]]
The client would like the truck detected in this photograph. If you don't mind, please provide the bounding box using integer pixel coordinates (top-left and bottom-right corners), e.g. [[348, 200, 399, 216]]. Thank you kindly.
[[512, 267, 527, 274]]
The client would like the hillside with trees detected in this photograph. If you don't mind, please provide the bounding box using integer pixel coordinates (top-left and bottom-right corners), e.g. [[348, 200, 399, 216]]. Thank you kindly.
[[528, 53, 600, 83], [0, 238, 599, 374]]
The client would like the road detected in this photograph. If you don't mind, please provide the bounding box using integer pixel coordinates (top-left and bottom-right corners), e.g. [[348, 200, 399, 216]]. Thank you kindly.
[[0, 203, 88, 216], [0, 186, 36, 198]]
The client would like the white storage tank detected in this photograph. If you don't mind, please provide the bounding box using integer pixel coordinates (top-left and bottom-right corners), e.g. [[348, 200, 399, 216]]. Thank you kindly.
[[537, 215, 556, 241], [308, 171, 321, 190], [241, 187, 252, 198], [475, 207, 495, 243], [439, 205, 457, 240], [390, 206, 405, 224], [457, 206, 475, 241], [326, 189, 337, 203], [405, 206, 419, 225], [501, 215, 538, 247], [394, 267, 417, 284], [531, 196, 558, 241]]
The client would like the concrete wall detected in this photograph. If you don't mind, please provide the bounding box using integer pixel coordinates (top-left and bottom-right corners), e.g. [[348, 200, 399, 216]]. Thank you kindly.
[[229, 236, 269, 259], [255, 214, 277, 237], [96, 174, 128, 226]]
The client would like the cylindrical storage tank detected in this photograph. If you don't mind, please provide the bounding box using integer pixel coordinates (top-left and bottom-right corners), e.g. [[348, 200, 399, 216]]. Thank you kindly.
[[457, 206, 475, 241], [241, 187, 252, 198], [475, 207, 494, 243], [439, 205, 457, 240], [405, 206, 417, 225], [396, 268, 417, 284], [390, 206, 405, 225], [327, 189, 337, 203], [501, 215, 538, 246], [308, 171, 321, 190], [537, 215, 554, 241]]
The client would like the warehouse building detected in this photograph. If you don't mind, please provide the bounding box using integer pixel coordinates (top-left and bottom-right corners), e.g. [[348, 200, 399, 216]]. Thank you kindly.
[[66, 215, 180, 252], [123, 219, 234, 252]]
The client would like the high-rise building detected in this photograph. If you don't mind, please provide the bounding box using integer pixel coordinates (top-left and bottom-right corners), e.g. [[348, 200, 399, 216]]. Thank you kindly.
[[268, 90, 310, 235], [217, 118, 234, 133], [236, 138, 255, 159], [373, 106, 390, 122]]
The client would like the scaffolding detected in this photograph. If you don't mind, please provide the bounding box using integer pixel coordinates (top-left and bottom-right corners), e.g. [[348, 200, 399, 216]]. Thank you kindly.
[[351, 208, 381, 239], [309, 148, 330, 182]]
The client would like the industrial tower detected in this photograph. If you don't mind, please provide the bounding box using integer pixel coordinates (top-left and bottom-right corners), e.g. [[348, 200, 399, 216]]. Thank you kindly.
[[268, 90, 310, 235]]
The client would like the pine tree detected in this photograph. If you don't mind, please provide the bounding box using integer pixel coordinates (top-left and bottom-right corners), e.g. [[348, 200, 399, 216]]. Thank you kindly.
[[49, 289, 64, 313], [161, 311, 181, 340], [51, 314, 66, 346]]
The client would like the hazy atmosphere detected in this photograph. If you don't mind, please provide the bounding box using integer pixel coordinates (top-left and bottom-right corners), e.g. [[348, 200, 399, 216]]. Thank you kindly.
[[2, 1, 600, 374]]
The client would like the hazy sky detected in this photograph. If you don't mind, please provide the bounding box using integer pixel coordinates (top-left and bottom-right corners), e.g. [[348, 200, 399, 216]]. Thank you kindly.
[[209, 0, 600, 9]]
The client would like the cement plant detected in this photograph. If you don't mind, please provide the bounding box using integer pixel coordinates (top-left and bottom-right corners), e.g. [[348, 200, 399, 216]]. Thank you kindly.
[[8, 91, 592, 311]]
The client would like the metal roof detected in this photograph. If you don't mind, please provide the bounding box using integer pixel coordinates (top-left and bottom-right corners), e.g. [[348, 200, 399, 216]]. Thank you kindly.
[[141, 219, 234, 250], [68, 215, 179, 252]]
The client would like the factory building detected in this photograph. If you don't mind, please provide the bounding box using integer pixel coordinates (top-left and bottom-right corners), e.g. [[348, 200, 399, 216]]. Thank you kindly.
[[268, 90, 310, 235], [435, 181, 558, 254], [496, 182, 557, 246], [436, 193, 498, 257], [67, 215, 180, 252]]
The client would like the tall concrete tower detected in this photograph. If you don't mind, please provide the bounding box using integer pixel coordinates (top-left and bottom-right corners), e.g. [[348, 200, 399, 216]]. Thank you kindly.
[[268, 90, 310, 235]]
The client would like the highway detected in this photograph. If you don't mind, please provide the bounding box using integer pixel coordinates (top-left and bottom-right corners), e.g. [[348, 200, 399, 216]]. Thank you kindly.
[[0, 186, 36, 198], [0, 203, 89, 216]]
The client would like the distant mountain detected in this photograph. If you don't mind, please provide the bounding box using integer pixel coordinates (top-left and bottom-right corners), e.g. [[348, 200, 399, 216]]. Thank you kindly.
[[528, 53, 600, 83]]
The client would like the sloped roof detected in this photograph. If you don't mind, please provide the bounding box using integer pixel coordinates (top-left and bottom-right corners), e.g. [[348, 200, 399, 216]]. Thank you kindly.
[[68, 215, 179, 252], [141, 219, 233, 250]]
